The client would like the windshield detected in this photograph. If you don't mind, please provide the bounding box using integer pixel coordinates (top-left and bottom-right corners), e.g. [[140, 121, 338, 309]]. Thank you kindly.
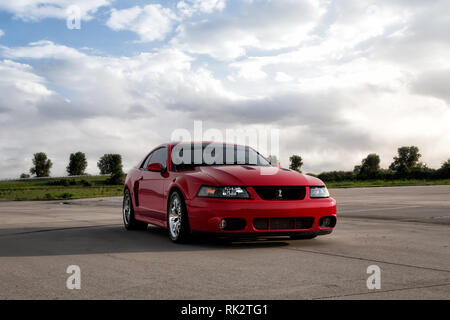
[[171, 143, 271, 170]]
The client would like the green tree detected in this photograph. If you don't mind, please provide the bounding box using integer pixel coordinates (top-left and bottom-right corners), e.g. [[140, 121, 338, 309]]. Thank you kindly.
[[357, 153, 380, 179], [318, 170, 355, 182], [410, 162, 434, 179], [389, 146, 421, 177], [289, 155, 303, 173], [67, 152, 88, 176], [97, 154, 123, 175], [441, 159, 450, 171], [98, 154, 124, 184], [20, 173, 30, 179], [438, 158, 450, 178], [30, 152, 53, 177]]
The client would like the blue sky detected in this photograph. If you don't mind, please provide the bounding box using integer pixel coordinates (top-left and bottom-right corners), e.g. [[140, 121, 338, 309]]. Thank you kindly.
[[0, 2, 175, 55], [0, 0, 449, 178]]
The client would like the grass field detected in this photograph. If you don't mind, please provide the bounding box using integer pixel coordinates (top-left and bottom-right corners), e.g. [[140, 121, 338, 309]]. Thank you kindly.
[[326, 179, 450, 188], [1, 176, 450, 201], [0, 176, 123, 201]]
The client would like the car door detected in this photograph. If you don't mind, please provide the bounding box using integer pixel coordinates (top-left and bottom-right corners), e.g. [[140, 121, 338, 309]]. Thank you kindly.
[[138, 147, 168, 221]]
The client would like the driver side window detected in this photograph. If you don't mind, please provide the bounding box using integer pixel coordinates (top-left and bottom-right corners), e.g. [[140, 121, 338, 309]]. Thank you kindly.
[[142, 147, 167, 170], [142, 152, 155, 169]]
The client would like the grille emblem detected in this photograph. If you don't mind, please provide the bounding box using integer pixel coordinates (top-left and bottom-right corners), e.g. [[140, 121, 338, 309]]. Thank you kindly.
[[277, 189, 283, 198]]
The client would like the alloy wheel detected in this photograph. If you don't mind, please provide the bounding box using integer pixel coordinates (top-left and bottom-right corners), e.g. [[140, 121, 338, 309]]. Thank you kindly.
[[169, 194, 182, 239], [123, 190, 131, 225]]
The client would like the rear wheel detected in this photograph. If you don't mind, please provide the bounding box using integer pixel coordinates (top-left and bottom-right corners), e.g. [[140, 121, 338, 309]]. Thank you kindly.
[[167, 191, 191, 243], [290, 234, 317, 240], [123, 188, 148, 230]]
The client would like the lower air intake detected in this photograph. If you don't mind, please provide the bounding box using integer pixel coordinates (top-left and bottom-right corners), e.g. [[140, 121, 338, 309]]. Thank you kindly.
[[253, 217, 314, 230]]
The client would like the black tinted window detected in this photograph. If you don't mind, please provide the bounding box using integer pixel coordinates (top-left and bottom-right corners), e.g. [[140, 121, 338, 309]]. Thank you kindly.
[[142, 147, 167, 169], [171, 143, 270, 171], [142, 154, 152, 168], [150, 147, 167, 169]]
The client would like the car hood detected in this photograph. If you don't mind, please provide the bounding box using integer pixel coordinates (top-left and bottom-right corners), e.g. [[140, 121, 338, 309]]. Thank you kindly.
[[197, 165, 324, 186]]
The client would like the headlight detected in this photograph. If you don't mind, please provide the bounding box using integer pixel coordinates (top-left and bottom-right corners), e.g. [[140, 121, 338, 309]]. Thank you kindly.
[[310, 186, 330, 198], [197, 186, 250, 199]]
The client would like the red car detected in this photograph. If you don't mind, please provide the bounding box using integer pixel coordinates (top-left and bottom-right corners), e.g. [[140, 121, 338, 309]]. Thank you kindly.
[[123, 142, 337, 243]]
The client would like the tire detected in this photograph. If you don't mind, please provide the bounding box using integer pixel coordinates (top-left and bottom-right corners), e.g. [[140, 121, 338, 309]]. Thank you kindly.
[[167, 191, 191, 243], [123, 188, 148, 230], [290, 234, 317, 240]]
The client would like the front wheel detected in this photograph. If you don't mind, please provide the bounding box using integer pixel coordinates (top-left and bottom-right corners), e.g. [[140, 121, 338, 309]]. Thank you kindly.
[[167, 191, 191, 243], [123, 188, 148, 230]]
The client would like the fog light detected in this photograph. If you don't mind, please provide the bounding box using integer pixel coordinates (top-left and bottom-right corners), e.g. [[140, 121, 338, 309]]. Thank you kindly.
[[319, 216, 336, 228], [219, 219, 227, 230]]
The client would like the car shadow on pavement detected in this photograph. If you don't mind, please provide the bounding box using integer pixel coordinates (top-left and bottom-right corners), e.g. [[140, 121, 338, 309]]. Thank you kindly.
[[0, 224, 316, 257]]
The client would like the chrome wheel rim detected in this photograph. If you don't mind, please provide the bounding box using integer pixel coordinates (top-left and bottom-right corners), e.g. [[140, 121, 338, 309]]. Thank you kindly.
[[169, 195, 182, 239], [123, 191, 131, 225]]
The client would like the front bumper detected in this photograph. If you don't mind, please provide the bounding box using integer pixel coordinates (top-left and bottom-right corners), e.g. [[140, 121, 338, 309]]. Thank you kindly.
[[192, 229, 333, 238], [186, 195, 337, 235]]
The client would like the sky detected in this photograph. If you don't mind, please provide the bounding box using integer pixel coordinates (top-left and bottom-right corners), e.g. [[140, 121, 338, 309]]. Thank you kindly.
[[0, 0, 449, 179]]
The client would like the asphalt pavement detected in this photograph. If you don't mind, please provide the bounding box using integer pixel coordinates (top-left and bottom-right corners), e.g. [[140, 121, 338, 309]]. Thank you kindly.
[[0, 185, 449, 299]]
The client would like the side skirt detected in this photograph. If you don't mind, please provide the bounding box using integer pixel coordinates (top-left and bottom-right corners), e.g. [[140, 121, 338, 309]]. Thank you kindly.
[[134, 212, 167, 228]]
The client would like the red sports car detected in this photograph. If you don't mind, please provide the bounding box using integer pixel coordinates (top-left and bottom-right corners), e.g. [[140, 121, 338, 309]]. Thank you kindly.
[[123, 142, 337, 243]]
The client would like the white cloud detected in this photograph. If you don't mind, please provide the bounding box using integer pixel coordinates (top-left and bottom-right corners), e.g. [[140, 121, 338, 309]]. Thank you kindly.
[[1, 0, 450, 178], [2, 40, 85, 60], [0, 59, 73, 177], [2, 41, 203, 118], [172, 0, 321, 60], [177, 0, 226, 17], [1, 39, 450, 177], [0, 42, 241, 177], [0, 59, 54, 111], [412, 69, 450, 105], [107, 4, 177, 42], [231, 58, 268, 81], [0, 0, 112, 21], [0, 29, 4, 37], [274, 72, 293, 83]]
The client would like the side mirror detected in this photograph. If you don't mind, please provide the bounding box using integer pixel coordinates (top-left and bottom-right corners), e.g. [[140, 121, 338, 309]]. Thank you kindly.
[[147, 162, 164, 172]]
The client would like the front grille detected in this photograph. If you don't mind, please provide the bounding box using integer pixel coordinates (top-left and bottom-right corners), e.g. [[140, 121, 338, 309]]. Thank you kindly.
[[295, 217, 315, 229], [253, 217, 314, 230], [270, 218, 295, 229], [253, 186, 306, 200]]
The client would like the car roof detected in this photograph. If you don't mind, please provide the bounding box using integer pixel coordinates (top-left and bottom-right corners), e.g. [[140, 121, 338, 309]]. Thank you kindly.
[[167, 141, 249, 148]]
